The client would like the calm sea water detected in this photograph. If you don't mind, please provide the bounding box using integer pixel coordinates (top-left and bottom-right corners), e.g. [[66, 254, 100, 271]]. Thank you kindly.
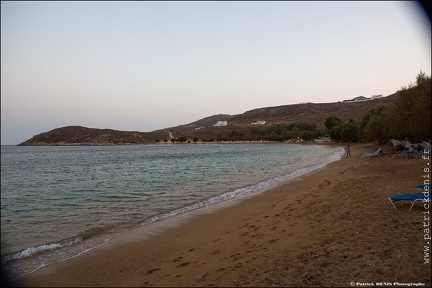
[[1, 143, 343, 279]]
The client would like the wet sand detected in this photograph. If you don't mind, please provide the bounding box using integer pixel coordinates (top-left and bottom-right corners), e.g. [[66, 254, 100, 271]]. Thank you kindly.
[[13, 143, 431, 287]]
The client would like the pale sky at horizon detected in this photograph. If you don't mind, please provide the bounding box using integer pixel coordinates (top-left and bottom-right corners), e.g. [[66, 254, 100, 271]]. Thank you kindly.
[[1, 1, 431, 145]]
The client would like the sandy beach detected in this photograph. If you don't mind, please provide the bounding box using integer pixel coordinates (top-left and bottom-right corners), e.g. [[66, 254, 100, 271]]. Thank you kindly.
[[12, 143, 431, 287]]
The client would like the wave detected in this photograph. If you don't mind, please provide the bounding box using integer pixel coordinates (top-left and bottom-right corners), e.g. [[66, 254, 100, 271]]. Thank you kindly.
[[1, 237, 82, 264], [1, 232, 115, 280], [1, 225, 116, 264]]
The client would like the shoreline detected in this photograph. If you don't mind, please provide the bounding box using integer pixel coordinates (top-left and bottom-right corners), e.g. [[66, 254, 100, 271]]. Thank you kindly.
[[12, 143, 431, 287]]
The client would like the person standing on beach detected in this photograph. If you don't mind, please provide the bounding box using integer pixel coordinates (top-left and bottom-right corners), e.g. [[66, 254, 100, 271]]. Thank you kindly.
[[345, 144, 352, 158]]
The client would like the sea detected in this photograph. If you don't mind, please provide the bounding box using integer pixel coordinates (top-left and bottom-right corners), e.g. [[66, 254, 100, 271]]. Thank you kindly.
[[1, 143, 343, 280]]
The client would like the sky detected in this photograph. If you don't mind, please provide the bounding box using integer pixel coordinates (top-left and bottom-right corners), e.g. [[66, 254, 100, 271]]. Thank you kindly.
[[1, 1, 431, 145]]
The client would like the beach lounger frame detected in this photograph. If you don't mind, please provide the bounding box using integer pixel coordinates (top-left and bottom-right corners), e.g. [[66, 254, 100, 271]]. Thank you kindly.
[[388, 185, 430, 211], [385, 150, 426, 159], [361, 148, 382, 158], [385, 152, 408, 159], [388, 194, 427, 211]]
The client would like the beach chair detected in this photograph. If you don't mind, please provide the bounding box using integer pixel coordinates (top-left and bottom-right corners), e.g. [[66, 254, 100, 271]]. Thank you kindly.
[[388, 185, 430, 211], [414, 143, 431, 158], [384, 142, 430, 159], [385, 151, 408, 159], [385, 149, 426, 159], [412, 149, 426, 159], [361, 148, 382, 158], [388, 194, 427, 211], [415, 184, 430, 190]]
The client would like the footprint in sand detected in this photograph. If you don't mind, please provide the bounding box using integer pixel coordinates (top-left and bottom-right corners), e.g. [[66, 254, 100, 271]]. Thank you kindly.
[[173, 256, 183, 262], [179, 262, 194, 267], [147, 268, 161, 274], [230, 253, 242, 261]]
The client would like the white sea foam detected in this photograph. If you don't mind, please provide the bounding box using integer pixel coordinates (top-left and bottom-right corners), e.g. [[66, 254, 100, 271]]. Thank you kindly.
[[1, 237, 82, 264]]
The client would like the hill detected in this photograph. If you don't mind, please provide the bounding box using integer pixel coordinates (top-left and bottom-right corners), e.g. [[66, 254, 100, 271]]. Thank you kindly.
[[17, 126, 152, 146], [18, 93, 398, 146], [154, 93, 398, 140]]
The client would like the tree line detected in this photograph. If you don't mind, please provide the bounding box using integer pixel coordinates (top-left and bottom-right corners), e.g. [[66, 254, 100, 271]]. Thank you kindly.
[[215, 122, 321, 142]]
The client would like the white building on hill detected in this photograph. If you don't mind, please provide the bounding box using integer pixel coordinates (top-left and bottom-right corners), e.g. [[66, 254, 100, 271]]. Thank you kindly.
[[214, 121, 228, 126], [371, 94, 383, 99]]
